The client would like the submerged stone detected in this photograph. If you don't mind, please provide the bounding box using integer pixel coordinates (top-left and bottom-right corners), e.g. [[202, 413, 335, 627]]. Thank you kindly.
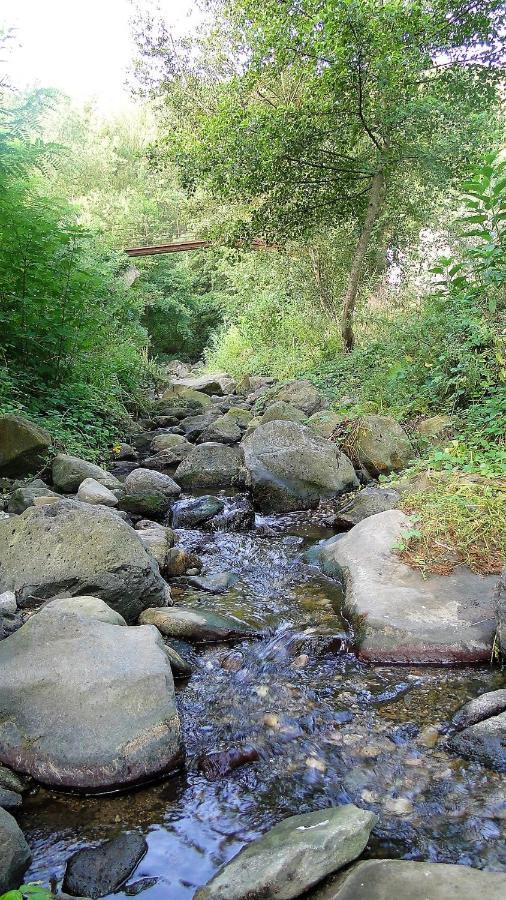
[[63, 832, 148, 899]]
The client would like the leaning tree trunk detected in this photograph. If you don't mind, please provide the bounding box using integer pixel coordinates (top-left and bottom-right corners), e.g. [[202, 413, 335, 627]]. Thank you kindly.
[[341, 166, 385, 352]]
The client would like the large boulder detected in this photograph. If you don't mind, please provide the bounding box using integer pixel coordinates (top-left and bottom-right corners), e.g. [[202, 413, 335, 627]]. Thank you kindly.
[[119, 468, 181, 518], [39, 595, 127, 626], [353, 415, 413, 476], [180, 411, 221, 442], [0, 604, 183, 790], [63, 832, 148, 899], [0, 500, 169, 622], [260, 401, 307, 425], [136, 523, 175, 571], [195, 805, 376, 900], [242, 421, 358, 513], [171, 495, 225, 529], [161, 386, 211, 409], [272, 379, 326, 416], [175, 443, 247, 491], [309, 859, 506, 900], [150, 433, 193, 455], [496, 567, 506, 659], [139, 607, 258, 643], [311, 510, 497, 664], [0, 415, 51, 476], [199, 414, 242, 445], [77, 477, 119, 507], [7, 478, 60, 514], [52, 454, 121, 493], [0, 807, 31, 893], [308, 411, 344, 438], [170, 373, 230, 396]]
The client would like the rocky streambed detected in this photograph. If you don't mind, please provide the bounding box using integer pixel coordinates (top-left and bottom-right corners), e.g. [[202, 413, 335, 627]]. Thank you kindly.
[[0, 372, 505, 899]]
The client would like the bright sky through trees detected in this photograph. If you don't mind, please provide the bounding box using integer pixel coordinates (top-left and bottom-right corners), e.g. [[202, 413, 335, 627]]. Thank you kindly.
[[1, 0, 196, 108]]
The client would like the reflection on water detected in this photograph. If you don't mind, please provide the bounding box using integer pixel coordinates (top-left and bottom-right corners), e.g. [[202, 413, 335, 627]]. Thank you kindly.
[[18, 509, 506, 898]]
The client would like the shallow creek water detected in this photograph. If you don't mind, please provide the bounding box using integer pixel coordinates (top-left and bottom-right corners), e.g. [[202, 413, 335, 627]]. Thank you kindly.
[[19, 505, 506, 897]]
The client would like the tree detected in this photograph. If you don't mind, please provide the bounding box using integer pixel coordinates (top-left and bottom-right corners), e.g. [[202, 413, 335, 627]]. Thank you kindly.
[[137, 0, 504, 349]]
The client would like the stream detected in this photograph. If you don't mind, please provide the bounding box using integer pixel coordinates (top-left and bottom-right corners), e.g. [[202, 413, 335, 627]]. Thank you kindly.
[[18, 503, 506, 897]]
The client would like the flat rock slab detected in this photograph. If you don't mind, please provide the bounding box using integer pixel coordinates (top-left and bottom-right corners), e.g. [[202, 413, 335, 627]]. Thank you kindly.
[[0, 500, 169, 622], [0, 806, 31, 893], [63, 833, 148, 899], [0, 605, 183, 790], [139, 607, 258, 643], [194, 804, 377, 899], [312, 510, 497, 664], [447, 710, 506, 772], [309, 859, 506, 899]]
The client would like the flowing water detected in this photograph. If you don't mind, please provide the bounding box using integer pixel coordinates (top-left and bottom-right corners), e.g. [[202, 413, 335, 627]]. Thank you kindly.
[[18, 504, 506, 898]]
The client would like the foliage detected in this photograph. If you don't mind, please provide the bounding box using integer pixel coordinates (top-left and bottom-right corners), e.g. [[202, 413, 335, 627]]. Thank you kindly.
[[0, 884, 53, 900], [398, 474, 506, 575], [0, 93, 152, 460]]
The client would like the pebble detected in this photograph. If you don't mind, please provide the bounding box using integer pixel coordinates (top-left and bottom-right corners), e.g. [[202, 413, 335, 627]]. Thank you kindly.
[[263, 713, 279, 728], [418, 725, 440, 748], [361, 789, 379, 803], [384, 797, 414, 815], [255, 685, 269, 698], [292, 654, 309, 669], [305, 756, 326, 773]]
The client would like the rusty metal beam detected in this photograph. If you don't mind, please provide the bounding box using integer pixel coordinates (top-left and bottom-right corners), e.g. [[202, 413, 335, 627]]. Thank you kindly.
[[124, 237, 273, 257]]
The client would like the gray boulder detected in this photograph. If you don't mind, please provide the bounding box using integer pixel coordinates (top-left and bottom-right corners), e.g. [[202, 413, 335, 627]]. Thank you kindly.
[[0, 807, 31, 893], [8, 479, 60, 514], [39, 595, 127, 626], [309, 859, 506, 900], [52, 454, 121, 493], [139, 607, 257, 643], [308, 411, 344, 438], [0, 414, 51, 476], [136, 523, 175, 571], [199, 414, 242, 445], [195, 805, 376, 900], [175, 443, 247, 491], [180, 411, 221, 442], [170, 373, 230, 396], [77, 477, 119, 507], [334, 485, 400, 529], [447, 711, 505, 772], [272, 379, 327, 416], [119, 468, 181, 518], [164, 547, 203, 577], [260, 401, 307, 425], [0, 591, 17, 615], [150, 433, 191, 453], [311, 510, 497, 664], [0, 500, 169, 622], [0, 604, 183, 790], [496, 567, 506, 659], [63, 832, 148, 899], [161, 386, 212, 409], [354, 415, 413, 476], [242, 421, 358, 513]]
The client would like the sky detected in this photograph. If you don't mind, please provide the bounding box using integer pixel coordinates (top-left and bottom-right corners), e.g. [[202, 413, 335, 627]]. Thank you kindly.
[[1, 0, 197, 109]]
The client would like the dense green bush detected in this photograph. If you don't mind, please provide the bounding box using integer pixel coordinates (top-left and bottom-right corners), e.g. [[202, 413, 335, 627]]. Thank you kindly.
[[0, 95, 152, 459]]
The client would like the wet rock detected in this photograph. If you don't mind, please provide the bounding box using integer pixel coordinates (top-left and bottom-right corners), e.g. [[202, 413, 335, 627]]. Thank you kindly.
[[194, 804, 376, 900], [185, 572, 238, 593], [171, 495, 225, 529], [124, 878, 158, 896], [139, 606, 258, 643], [308, 859, 506, 900], [0, 604, 183, 790], [260, 401, 307, 425], [0, 500, 169, 622], [52, 454, 121, 493], [0, 764, 29, 795], [0, 785, 22, 809], [451, 689, 506, 732], [495, 566, 506, 659], [175, 443, 247, 491], [39, 595, 127, 626], [0, 590, 17, 614], [165, 547, 203, 577], [447, 711, 506, 772], [0, 414, 51, 477], [334, 485, 400, 529], [63, 832, 148, 899], [353, 415, 413, 476], [311, 510, 497, 664], [199, 414, 242, 445], [308, 411, 344, 438], [242, 421, 358, 513], [272, 379, 327, 416], [77, 477, 119, 507], [197, 745, 259, 780], [7, 479, 60, 514], [0, 806, 31, 893], [220, 650, 244, 672], [108, 461, 140, 480], [210, 495, 255, 532], [164, 643, 193, 678]]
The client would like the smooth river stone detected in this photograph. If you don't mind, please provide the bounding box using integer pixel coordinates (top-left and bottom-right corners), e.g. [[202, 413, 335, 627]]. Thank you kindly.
[[139, 606, 258, 643]]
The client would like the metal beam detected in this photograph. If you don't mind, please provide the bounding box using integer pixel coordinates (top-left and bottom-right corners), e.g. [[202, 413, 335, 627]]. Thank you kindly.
[[124, 237, 272, 257]]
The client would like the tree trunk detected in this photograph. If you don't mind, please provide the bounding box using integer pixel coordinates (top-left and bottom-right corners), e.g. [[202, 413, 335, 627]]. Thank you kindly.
[[341, 166, 385, 351]]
